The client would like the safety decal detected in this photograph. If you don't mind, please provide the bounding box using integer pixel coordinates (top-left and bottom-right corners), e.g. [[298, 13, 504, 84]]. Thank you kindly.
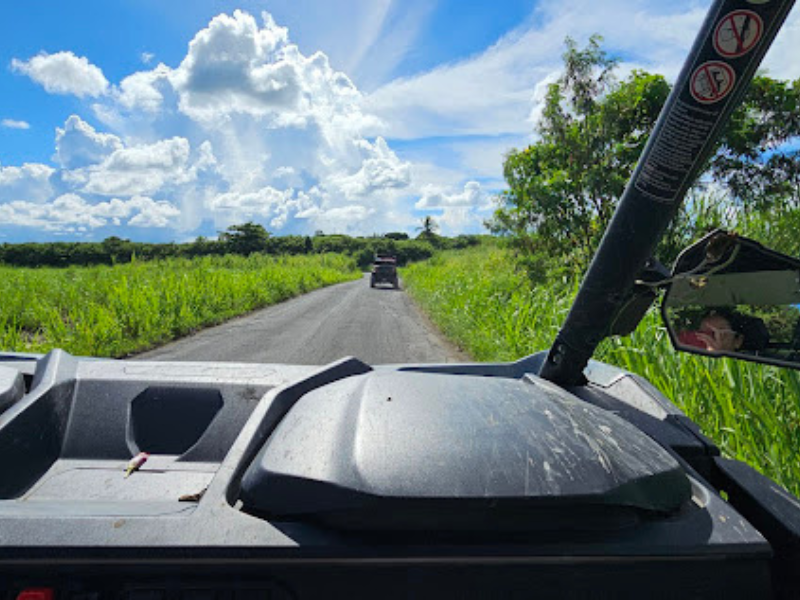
[[714, 10, 763, 58], [690, 61, 736, 105]]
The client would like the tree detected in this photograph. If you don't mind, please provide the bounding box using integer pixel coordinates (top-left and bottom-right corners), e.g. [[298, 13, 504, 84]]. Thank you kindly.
[[491, 37, 669, 264], [416, 216, 439, 238], [712, 76, 800, 211], [491, 35, 798, 271], [102, 236, 133, 264], [219, 222, 270, 255]]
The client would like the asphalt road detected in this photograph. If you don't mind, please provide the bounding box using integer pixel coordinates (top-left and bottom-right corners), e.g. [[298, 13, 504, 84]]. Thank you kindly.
[[136, 274, 468, 365]]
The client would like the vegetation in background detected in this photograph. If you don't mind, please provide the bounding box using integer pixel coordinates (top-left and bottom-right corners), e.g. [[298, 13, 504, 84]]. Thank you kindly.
[[490, 37, 800, 273], [713, 75, 800, 212], [0, 223, 484, 271], [402, 246, 800, 497], [0, 253, 359, 358]]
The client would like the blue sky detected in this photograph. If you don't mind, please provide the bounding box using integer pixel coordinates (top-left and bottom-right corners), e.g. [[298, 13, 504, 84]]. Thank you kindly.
[[1, 0, 798, 242]]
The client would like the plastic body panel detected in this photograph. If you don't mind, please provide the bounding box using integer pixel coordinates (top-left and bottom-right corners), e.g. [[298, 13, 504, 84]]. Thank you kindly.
[[0, 559, 775, 600], [0, 350, 789, 598], [0, 365, 24, 414], [240, 370, 691, 528]]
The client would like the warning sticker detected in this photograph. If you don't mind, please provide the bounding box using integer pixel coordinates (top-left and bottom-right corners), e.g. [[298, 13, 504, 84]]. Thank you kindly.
[[634, 100, 719, 202], [714, 10, 763, 58], [690, 61, 735, 104]]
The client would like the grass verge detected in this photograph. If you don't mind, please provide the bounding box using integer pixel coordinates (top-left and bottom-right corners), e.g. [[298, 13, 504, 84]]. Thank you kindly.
[[0, 253, 360, 358]]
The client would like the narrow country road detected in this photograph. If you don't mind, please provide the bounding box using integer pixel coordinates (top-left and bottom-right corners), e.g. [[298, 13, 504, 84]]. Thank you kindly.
[[136, 274, 468, 365]]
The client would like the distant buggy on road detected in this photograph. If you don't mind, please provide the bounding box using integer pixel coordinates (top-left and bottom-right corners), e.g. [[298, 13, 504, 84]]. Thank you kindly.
[[370, 255, 399, 289]]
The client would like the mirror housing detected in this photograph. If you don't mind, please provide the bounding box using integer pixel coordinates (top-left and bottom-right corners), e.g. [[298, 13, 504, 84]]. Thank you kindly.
[[662, 231, 800, 370]]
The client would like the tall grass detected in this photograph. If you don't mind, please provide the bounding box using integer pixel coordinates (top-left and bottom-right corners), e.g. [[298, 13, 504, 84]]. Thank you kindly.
[[0, 253, 360, 358], [403, 245, 800, 496]]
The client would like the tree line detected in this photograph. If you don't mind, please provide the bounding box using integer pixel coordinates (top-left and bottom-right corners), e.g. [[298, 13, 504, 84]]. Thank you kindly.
[[0, 222, 484, 270], [490, 36, 800, 280]]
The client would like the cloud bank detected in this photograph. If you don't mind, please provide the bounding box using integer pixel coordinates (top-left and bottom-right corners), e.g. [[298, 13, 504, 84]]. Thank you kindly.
[[4, 11, 435, 237], [3, 2, 798, 240]]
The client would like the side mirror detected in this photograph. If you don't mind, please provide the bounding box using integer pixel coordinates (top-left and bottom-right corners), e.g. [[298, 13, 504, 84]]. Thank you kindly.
[[662, 231, 800, 370]]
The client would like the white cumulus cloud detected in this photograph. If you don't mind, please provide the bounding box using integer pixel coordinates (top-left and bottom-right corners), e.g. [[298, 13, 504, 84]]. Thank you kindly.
[[55, 115, 123, 169], [438, 207, 483, 235], [0, 163, 55, 204], [0, 193, 179, 231], [330, 137, 411, 197], [300, 203, 375, 234], [209, 185, 291, 215], [160, 10, 381, 140], [170, 11, 300, 120], [75, 137, 194, 197], [127, 196, 182, 227], [11, 51, 109, 98], [415, 180, 485, 210], [116, 64, 171, 113]]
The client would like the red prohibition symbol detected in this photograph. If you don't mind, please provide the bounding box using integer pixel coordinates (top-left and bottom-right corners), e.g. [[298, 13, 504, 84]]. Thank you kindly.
[[714, 10, 763, 58], [690, 61, 736, 104]]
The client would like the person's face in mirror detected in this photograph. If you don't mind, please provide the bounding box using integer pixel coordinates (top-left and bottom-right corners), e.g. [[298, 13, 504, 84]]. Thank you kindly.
[[696, 314, 745, 352], [679, 313, 745, 353]]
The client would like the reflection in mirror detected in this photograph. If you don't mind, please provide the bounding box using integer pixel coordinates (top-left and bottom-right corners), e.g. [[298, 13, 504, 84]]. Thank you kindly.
[[663, 231, 800, 370]]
